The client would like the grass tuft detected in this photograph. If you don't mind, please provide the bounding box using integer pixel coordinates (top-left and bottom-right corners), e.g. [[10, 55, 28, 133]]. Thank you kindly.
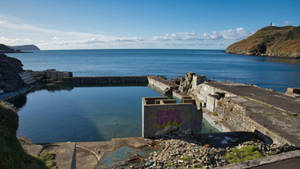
[[225, 145, 264, 163]]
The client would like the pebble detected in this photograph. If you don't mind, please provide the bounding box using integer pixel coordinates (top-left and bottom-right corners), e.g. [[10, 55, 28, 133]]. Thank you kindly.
[[142, 135, 296, 169]]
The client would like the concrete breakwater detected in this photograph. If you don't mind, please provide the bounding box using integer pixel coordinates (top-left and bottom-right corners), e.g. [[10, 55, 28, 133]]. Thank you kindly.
[[63, 76, 149, 86], [193, 81, 300, 147], [146, 74, 300, 147]]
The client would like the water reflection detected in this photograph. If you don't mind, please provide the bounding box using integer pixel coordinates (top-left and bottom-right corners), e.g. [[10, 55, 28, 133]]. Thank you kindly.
[[256, 57, 300, 66], [10, 84, 218, 143]]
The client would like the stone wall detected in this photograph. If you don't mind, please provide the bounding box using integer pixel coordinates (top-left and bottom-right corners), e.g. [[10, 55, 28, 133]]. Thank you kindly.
[[142, 97, 202, 138]]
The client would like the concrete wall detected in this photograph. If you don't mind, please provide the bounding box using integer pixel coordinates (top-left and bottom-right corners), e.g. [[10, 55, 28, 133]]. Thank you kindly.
[[30, 69, 73, 82], [147, 76, 173, 92], [63, 76, 148, 85], [192, 74, 206, 90], [194, 82, 295, 146], [142, 97, 202, 138], [195, 83, 236, 110], [206, 94, 217, 112], [214, 97, 291, 145]]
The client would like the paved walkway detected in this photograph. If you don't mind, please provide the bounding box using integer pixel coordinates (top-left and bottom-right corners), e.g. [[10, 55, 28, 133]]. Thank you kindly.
[[207, 81, 300, 115], [205, 81, 300, 147], [253, 157, 300, 169]]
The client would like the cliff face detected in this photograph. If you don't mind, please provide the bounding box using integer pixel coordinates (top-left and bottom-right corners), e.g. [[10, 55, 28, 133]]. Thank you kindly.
[[11, 45, 40, 51], [0, 54, 25, 92], [226, 26, 300, 58]]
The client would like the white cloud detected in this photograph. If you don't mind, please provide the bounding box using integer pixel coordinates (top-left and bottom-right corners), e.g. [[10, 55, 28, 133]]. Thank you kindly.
[[152, 28, 250, 42], [0, 15, 144, 49], [284, 21, 292, 25], [0, 15, 251, 49]]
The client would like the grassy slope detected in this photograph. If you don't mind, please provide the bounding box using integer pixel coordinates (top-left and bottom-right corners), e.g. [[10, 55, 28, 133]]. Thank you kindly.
[[226, 26, 300, 58], [0, 102, 49, 169]]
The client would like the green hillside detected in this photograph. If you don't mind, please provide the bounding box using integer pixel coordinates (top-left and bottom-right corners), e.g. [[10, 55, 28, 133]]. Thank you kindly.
[[226, 26, 300, 58]]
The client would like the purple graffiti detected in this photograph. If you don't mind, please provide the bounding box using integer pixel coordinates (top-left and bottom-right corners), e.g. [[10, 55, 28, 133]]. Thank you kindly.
[[155, 109, 182, 126]]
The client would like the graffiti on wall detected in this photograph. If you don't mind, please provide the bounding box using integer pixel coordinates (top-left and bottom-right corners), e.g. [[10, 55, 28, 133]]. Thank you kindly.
[[155, 109, 182, 127]]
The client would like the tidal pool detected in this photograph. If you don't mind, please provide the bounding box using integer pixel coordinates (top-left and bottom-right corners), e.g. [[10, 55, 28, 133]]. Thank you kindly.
[[15, 86, 216, 143]]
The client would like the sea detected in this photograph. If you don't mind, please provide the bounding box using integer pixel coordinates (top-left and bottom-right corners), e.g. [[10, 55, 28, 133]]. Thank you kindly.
[[7, 49, 300, 143]]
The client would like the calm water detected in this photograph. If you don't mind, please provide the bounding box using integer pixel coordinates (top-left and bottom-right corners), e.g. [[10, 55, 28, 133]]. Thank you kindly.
[[16, 86, 160, 143], [8, 49, 300, 92], [15, 86, 216, 143], [7, 49, 300, 143]]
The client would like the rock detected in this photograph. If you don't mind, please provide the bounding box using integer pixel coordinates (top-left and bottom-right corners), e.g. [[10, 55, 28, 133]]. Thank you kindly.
[[145, 160, 153, 167], [172, 72, 206, 93], [143, 134, 297, 168], [0, 54, 25, 92]]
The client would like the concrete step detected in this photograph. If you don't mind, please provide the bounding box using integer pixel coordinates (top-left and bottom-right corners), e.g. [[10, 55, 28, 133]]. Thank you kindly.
[[19, 72, 36, 85]]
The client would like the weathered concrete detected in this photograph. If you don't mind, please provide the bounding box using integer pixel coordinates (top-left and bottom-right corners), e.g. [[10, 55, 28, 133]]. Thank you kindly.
[[30, 69, 73, 82], [148, 76, 178, 93], [0, 86, 32, 101], [206, 81, 300, 115], [64, 76, 148, 86], [219, 150, 300, 169], [19, 71, 36, 85], [194, 81, 300, 147], [142, 97, 202, 138], [45, 142, 76, 169], [285, 87, 300, 98], [22, 144, 43, 157]]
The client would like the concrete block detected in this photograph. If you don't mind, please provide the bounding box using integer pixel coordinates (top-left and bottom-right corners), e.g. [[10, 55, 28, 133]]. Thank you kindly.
[[142, 97, 202, 138], [192, 74, 206, 89], [207, 94, 217, 112]]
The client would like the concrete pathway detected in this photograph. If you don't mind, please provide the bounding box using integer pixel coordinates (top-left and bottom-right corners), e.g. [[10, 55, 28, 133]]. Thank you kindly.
[[207, 81, 300, 115], [206, 81, 300, 147]]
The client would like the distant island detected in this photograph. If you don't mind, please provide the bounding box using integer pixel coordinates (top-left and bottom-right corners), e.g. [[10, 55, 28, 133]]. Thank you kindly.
[[10, 44, 40, 51], [0, 44, 21, 53], [0, 44, 40, 53], [226, 25, 300, 59]]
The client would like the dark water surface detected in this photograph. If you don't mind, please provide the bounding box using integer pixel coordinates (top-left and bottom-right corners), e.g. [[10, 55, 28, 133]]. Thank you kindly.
[[8, 49, 300, 91]]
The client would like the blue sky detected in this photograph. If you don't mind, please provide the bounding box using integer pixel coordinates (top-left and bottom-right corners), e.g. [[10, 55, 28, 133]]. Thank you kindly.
[[0, 0, 299, 49]]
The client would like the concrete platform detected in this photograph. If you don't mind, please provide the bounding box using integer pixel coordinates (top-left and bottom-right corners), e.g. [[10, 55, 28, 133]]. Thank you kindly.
[[207, 81, 300, 115], [198, 81, 300, 147]]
